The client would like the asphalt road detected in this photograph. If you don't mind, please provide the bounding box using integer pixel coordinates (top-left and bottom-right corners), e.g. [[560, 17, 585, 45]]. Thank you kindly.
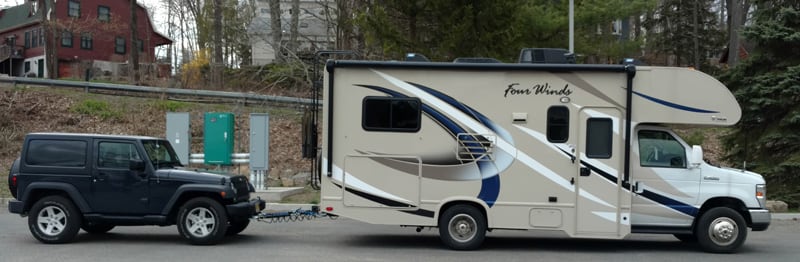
[[1, 208, 799, 262]]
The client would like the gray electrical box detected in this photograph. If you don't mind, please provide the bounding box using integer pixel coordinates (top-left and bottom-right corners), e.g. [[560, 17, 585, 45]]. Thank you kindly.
[[166, 112, 191, 165], [249, 113, 269, 170]]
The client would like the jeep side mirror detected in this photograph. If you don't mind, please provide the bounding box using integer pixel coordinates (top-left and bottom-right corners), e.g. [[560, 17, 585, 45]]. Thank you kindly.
[[130, 159, 146, 171], [690, 145, 703, 168]]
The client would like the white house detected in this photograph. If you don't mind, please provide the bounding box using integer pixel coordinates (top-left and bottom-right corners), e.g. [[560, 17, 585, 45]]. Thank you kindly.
[[249, 0, 335, 65]]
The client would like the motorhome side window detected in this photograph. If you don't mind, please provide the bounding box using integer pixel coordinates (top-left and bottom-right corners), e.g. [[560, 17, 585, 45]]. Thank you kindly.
[[362, 97, 421, 132], [25, 140, 87, 167], [586, 118, 612, 158], [638, 130, 686, 168], [547, 106, 569, 142]]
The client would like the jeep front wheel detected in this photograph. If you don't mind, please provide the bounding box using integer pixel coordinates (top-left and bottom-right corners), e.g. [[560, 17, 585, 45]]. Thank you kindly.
[[177, 197, 228, 245], [28, 196, 82, 244]]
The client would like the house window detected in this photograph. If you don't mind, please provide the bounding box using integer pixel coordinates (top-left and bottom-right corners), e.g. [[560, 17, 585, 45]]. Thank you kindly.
[[61, 31, 73, 47], [115, 37, 125, 54], [547, 106, 569, 142], [31, 29, 38, 47], [300, 23, 308, 28], [80, 33, 92, 50], [68, 0, 80, 18], [586, 118, 613, 159], [135, 39, 143, 52], [98, 6, 110, 22], [24, 31, 30, 48], [362, 96, 421, 132]]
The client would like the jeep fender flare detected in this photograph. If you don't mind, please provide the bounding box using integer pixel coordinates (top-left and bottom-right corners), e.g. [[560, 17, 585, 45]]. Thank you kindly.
[[20, 182, 92, 213], [160, 184, 229, 215]]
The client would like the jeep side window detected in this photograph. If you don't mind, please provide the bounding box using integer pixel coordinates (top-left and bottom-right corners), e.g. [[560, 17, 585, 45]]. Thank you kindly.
[[142, 140, 181, 167], [638, 130, 686, 168], [98, 142, 141, 169], [25, 139, 87, 167]]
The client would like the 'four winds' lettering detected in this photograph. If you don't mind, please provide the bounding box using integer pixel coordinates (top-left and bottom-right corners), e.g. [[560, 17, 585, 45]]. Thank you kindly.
[[504, 83, 573, 98]]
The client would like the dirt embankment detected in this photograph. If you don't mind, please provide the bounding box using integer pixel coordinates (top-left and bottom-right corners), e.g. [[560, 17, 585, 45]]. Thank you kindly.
[[0, 85, 311, 190]]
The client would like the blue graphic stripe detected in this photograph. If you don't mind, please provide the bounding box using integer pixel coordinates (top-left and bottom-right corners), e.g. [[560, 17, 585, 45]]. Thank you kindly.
[[358, 83, 501, 207], [640, 190, 699, 216], [633, 91, 718, 113], [477, 173, 500, 206], [558, 148, 693, 216]]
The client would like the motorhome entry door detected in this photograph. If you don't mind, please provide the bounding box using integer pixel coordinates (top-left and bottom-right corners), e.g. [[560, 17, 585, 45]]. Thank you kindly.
[[575, 107, 626, 237]]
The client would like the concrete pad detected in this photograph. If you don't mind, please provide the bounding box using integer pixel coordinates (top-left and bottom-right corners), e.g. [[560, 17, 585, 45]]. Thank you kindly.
[[251, 187, 304, 202]]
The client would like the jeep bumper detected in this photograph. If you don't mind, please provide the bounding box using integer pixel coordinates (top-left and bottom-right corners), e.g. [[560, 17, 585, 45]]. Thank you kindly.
[[749, 208, 771, 231], [226, 198, 266, 218], [8, 200, 23, 214]]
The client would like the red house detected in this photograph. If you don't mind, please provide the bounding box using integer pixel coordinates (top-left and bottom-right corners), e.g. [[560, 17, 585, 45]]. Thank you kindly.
[[0, 0, 172, 79]]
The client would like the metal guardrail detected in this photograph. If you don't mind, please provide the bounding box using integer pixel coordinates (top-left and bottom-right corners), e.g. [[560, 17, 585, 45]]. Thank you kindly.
[[0, 76, 315, 106]]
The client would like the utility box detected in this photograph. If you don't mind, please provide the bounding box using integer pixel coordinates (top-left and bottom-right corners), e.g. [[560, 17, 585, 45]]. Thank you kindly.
[[249, 113, 269, 171], [204, 112, 235, 165], [166, 112, 191, 166]]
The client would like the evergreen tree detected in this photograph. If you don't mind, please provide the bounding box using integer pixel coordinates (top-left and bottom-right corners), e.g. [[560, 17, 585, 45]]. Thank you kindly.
[[721, 0, 800, 206], [643, 0, 724, 71]]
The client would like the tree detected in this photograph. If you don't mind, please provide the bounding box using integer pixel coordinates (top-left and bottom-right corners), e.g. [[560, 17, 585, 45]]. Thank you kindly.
[[643, 0, 723, 71], [131, 0, 140, 84], [268, 0, 284, 63], [721, 0, 800, 206]]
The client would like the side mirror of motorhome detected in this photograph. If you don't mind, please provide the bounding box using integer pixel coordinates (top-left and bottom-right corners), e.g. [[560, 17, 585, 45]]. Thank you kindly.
[[690, 145, 703, 167]]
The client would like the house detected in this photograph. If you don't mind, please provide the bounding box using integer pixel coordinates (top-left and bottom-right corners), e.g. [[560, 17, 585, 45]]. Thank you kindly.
[[249, 0, 334, 65], [0, 0, 172, 79]]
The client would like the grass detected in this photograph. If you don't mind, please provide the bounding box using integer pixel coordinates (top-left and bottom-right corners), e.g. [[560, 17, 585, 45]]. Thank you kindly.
[[152, 100, 191, 112], [280, 186, 320, 204], [1, 175, 10, 198], [71, 98, 123, 121]]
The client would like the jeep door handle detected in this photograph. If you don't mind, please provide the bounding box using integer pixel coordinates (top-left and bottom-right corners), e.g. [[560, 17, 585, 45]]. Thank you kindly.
[[94, 173, 109, 182]]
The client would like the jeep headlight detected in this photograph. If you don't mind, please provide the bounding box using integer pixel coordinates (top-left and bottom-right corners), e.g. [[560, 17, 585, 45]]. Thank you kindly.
[[756, 184, 766, 208], [230, 179, 238, 195]]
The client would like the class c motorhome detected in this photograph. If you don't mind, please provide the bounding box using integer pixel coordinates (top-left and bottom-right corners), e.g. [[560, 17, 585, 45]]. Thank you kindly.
[[313, 59, 770, 253]]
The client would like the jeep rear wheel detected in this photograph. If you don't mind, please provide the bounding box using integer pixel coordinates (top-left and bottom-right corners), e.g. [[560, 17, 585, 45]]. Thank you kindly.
[[177, 197, 228, 245], [28, 196, 82, 244]]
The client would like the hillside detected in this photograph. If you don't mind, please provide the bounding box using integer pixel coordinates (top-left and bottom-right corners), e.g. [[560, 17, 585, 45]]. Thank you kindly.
[[0, 84, 311, 198]]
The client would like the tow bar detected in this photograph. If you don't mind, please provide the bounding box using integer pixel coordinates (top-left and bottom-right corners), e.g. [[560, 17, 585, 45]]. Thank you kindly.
[[253, 204, 337, 224]]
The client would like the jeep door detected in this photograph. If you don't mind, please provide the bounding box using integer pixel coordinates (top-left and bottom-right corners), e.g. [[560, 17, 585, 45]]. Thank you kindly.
[[89, 139, 150, 214]]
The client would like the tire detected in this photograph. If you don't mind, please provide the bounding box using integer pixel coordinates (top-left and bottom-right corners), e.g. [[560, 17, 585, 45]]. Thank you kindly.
[[226, 218, 251, 236], [28, 196, 82, 244], [696, 207, 747, 253], [177, 197, 228, 245], [438, 204, 487, 250], [674, 233, 697, 242], [81, 222, 116, 234]]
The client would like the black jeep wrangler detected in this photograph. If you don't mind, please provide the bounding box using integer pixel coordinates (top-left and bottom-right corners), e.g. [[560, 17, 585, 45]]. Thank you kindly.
[[7, 133, 265, 245]]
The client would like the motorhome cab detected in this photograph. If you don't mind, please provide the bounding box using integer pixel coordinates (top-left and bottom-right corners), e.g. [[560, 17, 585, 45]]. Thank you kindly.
[[313, 60, 770, 253]]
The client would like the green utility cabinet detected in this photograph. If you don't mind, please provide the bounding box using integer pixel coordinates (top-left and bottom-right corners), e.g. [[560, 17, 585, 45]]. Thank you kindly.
[[204, 112, 235, 165]]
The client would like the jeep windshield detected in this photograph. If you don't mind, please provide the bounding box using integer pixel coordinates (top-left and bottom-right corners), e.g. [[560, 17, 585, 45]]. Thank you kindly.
[[142, 139, 183, 168]]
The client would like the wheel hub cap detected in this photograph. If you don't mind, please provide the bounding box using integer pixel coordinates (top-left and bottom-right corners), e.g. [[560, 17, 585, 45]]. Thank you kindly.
[[449, 214, 477, 243], [709, 217, 738, 246]]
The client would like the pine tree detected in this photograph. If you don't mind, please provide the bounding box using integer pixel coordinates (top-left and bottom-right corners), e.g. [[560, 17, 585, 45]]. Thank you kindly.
[[721, 0, 800, 206], [643, 0, 724, 71]]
